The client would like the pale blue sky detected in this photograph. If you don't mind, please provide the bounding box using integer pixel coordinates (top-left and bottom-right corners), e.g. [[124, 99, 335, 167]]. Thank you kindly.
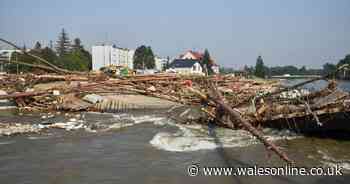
[[1, 0, 349, 69]]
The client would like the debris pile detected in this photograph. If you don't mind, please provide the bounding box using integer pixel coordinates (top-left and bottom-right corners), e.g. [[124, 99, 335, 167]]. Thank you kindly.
[[1, 38, 350, 164]]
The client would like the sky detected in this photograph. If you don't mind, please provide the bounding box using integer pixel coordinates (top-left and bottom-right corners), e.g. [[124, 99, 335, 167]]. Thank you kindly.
[[1, 0, 349, 69]]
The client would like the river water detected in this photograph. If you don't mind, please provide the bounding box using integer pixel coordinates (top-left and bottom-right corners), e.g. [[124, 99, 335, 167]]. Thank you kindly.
[[0, 80, 350, 183]]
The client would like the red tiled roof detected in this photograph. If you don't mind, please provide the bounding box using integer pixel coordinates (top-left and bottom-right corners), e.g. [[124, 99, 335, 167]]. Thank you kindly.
[[180, 50, 204, 60], [188, 50, 203, 60], [179, 50, 219, 66]]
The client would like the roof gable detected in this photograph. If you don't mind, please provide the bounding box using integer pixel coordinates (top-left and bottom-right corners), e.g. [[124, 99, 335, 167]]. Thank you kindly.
[[180, 50, 203, 60]]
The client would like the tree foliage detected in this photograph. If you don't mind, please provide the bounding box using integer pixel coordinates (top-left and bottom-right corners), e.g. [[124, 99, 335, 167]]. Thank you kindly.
[[133, 45, 155, 69], [5, 29, 92, 73], [219, 67, 234, 74], [244, 65, 255, 75], [254, 56, 266, 78], [202, 49, 214, 75], [268, 65, 322, 76], [56, 28, 71, 56], [162, 56, 170, 71], [34, 41, 42, 50], [56, 36, 91, 71], [323, 63, 337, 77], [56, 49, 91, 71], [72, 38, 83, 50]]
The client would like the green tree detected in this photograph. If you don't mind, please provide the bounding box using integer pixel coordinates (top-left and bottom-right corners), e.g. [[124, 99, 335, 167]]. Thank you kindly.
[[56, 37, 92, 71], [56, 28, 71, 56], [299, 66, 307, 75], [5, 33, 92, 73], [72, 38, 83, 50], [41, 47, 58, 65], [57, 49, 90, 71], [202, 49, 214, 75], [323, 63, 337, 77], [133, 45, 155, 69], [81, 49, 92, 70], [34, 41, 42, 50], [244, 65, 254, 75], [254, 55, 266, 78], [219, 67, 234, 74]]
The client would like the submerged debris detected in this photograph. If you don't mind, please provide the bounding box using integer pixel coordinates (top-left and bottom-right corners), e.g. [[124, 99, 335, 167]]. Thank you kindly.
[[0, 123, 41, 136]]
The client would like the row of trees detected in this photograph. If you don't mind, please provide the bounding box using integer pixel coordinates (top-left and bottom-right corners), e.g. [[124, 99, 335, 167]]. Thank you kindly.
[[6, 29, 92, 73], [242, 56, 324, 78], [245, 54, 350, 79]]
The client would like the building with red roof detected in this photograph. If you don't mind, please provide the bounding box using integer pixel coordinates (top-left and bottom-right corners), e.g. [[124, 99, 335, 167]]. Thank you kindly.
[[179, 50, 204, 60]]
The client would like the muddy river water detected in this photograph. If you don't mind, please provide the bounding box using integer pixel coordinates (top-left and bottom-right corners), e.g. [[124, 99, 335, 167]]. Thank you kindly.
[[0, 80, 350, 183]]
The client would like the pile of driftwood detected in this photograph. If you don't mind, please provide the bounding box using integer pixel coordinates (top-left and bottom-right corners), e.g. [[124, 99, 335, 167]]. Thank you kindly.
[[1, 38, 350, 164], [1, 73, 350, 163]]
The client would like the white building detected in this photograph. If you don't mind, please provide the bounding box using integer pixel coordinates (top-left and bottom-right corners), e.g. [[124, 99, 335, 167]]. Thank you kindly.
[[154, 56, 167, 71], [211, 64, 220, 74], [178, 50, 220, 74], [167, 59, 203, 75], [92, 45, 134, 71]]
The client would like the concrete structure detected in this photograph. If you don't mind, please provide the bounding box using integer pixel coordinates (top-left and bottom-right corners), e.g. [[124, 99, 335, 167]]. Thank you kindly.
[[92, 45, 134, 70], [167, 59, 203, 75]]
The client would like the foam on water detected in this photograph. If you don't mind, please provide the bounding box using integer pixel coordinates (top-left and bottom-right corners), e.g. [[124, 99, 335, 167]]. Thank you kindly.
[[0, 141, 15, 145], [317, 150, 350, 171], [150, 122, 302, 152], [131, 115, 165, 124], [88, 114, 167, 132], [27, 136, 51, 140]]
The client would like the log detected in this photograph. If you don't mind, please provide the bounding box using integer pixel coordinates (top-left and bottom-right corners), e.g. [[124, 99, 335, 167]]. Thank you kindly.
[[208, 82, 294, 164], [5, 60, 58, 73], [0, 91, 48, 100], [185, 84, 294, 164]]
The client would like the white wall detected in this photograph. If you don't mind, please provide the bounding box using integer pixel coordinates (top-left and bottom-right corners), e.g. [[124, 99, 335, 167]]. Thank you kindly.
[[169, 62, 204, 75], [127, 50, 134, 69], [92, 45, 135, 70], [92, 46, 112, 70], [155, 57, 167, 71], [192, 62, 203, 74]]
